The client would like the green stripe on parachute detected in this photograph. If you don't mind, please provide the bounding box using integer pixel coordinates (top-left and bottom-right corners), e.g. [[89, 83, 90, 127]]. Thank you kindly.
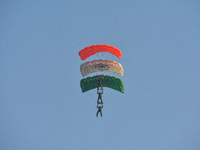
[[80, 75, 124, 93]]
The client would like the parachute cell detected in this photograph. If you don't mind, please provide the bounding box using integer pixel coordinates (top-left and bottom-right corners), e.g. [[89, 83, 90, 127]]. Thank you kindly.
[[78, 44, 122, 60], [80, 59, 124, 77], [80, 75, 124, 93]]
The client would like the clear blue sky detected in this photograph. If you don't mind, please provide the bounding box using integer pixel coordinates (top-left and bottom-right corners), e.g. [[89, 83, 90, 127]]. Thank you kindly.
[[1, 0, 200, 150]]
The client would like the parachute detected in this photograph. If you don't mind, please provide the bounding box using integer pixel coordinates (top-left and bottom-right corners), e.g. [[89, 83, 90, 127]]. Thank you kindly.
[[78, 44, 124, 117], [78, 44, 122, 60], [80, 75, 124, 93], [80, 59, 124, 77]]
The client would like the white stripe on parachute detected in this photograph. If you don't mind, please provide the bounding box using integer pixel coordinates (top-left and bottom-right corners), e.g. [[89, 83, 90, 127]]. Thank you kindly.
[[80, 59, 124, 77]]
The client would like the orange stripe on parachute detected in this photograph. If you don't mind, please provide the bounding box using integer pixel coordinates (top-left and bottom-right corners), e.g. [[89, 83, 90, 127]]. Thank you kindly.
[[78, 44, 122, 60]]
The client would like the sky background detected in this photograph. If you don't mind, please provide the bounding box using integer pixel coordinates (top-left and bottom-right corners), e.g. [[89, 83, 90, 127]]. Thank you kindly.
[[1, 0, 200, 150]]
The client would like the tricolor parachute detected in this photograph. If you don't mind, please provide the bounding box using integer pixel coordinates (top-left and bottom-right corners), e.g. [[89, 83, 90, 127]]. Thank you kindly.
[[78, 44, 122, 60], [78, 44, 124, 117], [80, 59, 124, 77], [80, 75, 124, 93]]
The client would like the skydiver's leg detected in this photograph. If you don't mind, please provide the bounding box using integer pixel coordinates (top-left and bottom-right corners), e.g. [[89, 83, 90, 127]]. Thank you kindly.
[[98, 95, 103, 104], [96, 110, 99, 117], [97, 98, 103, 105], [97, 96, 101, 104], [101, 98, 103, 104], [100, 94, 103, 104]]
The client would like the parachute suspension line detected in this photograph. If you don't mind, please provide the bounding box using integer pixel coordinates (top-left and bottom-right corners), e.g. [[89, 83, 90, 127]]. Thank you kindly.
[[96, 78, 103, 117]]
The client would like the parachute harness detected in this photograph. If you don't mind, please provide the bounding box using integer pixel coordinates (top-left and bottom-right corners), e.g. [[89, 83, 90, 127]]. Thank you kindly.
[[96, 78, 103, 117]]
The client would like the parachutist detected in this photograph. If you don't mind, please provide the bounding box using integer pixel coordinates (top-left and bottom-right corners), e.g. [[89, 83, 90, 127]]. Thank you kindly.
[[96, 105, 103, 117], [97, 93, 103, 105], [97, 87, 103, 94], [97, 79, 103, 105]]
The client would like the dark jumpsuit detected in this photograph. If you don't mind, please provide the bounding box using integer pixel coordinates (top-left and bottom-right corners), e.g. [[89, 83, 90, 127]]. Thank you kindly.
[[96, 105, 103, 117]]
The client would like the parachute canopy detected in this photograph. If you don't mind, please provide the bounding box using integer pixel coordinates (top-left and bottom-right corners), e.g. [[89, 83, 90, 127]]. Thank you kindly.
[[80, 59, 124, 77], [80, 75, 124, 93], [78, 44, 122, 60]]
